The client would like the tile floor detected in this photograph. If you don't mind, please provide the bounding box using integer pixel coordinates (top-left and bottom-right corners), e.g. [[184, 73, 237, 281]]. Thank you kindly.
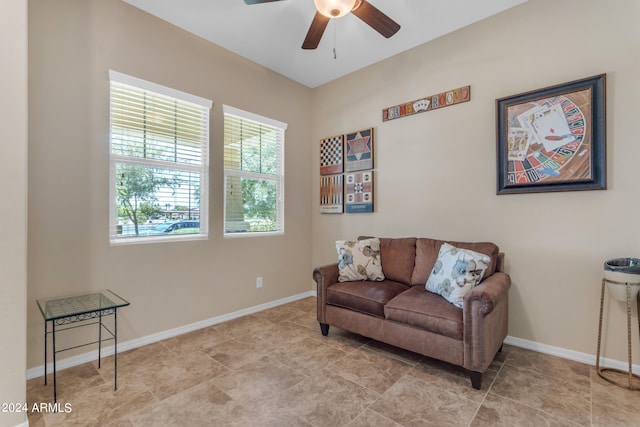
[[27, 297, 640, 426]]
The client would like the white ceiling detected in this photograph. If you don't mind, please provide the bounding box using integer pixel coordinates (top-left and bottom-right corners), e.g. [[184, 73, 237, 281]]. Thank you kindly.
[[123, 0, 527, 88]]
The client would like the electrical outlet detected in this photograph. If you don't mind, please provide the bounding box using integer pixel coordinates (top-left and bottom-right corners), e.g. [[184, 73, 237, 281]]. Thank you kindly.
[[256, 277, 263, 288]]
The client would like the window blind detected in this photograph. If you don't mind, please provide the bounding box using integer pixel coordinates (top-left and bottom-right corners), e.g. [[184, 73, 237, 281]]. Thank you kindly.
[[109, 71, 212, 243], [223, 105, 286, 236]]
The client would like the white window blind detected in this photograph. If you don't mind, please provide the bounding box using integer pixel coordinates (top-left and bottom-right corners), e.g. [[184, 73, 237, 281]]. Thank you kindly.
[[223, 105, 286, 236], [109, 70, 212, 243]]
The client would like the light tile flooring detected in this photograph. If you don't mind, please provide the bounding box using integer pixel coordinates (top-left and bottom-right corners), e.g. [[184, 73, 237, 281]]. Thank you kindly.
[[27, 297, 639, 426]]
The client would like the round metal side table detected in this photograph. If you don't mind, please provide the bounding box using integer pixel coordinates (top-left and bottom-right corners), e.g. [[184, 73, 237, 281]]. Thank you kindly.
[[596, 278, 640, 390]]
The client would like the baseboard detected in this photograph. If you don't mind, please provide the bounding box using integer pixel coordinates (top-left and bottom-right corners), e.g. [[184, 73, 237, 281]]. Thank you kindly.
[[504, 335, 640, 375], [26, 291, 316, 380], [26, 290, 639, 380]]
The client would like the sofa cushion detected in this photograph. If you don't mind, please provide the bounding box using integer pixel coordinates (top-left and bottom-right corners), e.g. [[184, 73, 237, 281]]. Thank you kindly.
[[411, 238, 499, 286], [425, 243, 491, 308], [385, 286, 464, 340], [378, 237, 416, 285], [327, 280, 409, 318], [336, 238, 385, 282]]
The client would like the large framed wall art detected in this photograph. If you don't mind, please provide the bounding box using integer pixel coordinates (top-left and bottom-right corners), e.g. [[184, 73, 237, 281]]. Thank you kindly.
[[496, 74, 606, 194]]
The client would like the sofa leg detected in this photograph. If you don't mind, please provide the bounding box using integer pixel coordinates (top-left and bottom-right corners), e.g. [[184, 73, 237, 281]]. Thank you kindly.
[[319, 322, 330, 336], [470, 371, 482, 390]]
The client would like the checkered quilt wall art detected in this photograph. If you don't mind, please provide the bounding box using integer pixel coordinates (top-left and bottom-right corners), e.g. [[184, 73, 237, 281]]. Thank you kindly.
[[319, 128, 374, 214], [320, 134, 344, 176]]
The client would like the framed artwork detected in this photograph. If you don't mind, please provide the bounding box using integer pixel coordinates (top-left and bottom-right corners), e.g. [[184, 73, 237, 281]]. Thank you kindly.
[[320, 134, 343, 175], [320, 174, 343, 213], [345, 171, 373, 213], [345, 128, 373, 172], [496, 74, 606, 194]]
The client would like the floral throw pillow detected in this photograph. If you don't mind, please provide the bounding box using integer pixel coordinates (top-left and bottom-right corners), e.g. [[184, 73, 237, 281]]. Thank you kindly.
[[336, 238, 385, 282], [425, 243, 490, 308]]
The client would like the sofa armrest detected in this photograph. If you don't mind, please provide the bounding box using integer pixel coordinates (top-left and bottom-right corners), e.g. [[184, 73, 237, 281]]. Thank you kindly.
[[313, 263, 339, 324], [463, 271, 511, 372], [465, 271, 511, 315]]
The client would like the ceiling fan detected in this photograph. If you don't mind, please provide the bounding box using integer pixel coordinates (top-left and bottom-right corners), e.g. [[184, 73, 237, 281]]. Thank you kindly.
[[244, 0, 401, 50]]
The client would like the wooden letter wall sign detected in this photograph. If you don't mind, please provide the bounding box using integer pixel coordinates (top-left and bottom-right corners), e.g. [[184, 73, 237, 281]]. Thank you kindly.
[[382, 85, 471, 122]]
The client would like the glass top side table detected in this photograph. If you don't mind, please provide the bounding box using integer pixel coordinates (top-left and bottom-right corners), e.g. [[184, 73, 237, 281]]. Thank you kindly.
[[37, 289, 130, 403]]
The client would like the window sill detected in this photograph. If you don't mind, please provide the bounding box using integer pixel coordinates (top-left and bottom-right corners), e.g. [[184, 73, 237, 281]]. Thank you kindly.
[[109, 233, 208, 246], [223, 230, 284, 239]]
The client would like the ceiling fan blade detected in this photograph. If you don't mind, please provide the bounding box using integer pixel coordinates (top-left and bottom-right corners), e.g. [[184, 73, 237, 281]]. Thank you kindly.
[[351, 0, 400, 38], [244, 0, 285, 5], [302, 12, 330, 50]]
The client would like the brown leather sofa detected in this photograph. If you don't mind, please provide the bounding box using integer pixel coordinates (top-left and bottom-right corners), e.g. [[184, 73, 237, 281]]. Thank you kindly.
[[313, 237, 511, 389]]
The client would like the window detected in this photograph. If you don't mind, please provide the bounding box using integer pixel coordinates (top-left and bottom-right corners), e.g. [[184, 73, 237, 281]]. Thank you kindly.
[[109, 70, 212, 244], [223, 105, 286, 236]]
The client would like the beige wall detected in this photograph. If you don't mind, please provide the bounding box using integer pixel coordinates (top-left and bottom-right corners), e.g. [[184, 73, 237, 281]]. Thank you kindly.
[[312, 0, 640, 363], [27, 0, 312, 369], [0, 1, 28, 426]]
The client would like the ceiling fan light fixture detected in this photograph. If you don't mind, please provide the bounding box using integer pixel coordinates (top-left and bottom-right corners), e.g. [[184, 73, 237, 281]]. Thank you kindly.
[[313, 0, 357, 18]]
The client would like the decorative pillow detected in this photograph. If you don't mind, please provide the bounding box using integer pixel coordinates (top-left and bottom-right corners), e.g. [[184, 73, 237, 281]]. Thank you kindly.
[[336, 238, 385, 282], [425, 243, 490, 308]]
